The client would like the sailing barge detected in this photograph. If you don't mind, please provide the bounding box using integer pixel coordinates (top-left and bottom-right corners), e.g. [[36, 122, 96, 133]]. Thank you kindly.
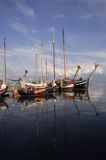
[[60, 29, 99, 91], [13, 70, 56, 98], [61, 64, 99, 91]]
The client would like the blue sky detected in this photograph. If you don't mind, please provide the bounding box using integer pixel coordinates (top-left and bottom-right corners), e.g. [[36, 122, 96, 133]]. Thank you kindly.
[[0, 0, 105, 79]]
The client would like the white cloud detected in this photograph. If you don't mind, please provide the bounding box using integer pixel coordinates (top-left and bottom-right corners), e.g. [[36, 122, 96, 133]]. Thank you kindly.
[[16, 1, 35, 19], [55, 14, 65, 19], [0, 44, 105, 79], [70, 50, 106, 59], [10, 21, 38, 35], [10, 22, 28, 33]]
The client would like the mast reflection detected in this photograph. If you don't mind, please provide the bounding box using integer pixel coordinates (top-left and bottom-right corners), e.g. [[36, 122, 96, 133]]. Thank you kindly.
[[62, 90, 100, 116], [0, 98, 9, 139]]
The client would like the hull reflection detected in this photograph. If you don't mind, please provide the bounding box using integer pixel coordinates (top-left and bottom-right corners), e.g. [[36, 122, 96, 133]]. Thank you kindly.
[[0, 97, 9, 112], [13, 94, 56, 109], [63, 90, 89, 100], [62, 90, 99, 116]]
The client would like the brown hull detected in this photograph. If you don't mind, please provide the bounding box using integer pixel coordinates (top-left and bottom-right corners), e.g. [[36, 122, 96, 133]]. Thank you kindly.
[[13, 86, 55, 98]]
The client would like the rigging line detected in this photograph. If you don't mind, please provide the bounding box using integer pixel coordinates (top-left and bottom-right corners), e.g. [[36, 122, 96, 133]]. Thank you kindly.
[[70, 52, 80, 68], [40, 42, 44, 80], [67, 40, 78, 67], [83, 64, 93, 73]]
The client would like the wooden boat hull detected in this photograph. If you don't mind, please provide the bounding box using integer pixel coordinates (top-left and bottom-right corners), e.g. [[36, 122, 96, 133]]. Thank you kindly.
[[62, 81, 75, 90], [13, 86, 56, 98]]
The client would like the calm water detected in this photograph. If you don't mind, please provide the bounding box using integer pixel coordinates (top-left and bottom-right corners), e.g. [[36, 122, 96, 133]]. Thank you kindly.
[[0, 82, 106, 160]]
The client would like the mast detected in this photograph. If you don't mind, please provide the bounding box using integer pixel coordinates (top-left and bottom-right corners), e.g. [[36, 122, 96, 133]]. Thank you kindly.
[[72, 65, 81, 80], [87, 64, 99, 81], [63, 29, 67, 79], [46, 60, 48, 81], [4, 37, 7, 85], [35, 49, 38, 83], [41, 42, 44, 81], [52, 32, 56, 81]]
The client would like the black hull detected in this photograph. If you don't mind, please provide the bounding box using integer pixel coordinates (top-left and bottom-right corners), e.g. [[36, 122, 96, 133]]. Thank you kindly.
[[74, 80, 89, 90]]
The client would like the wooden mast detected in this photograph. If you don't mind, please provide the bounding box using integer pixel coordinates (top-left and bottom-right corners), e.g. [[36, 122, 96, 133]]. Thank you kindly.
[[46, 60, 48, 81], [52, 32, 56, 81], [41, 42, 44, 81], [72, 65, 81, 80], [87, 64, 99, 81], [35, 49, 38, 83], [63, 29, 67, 79], [4, 37, 7, 85]]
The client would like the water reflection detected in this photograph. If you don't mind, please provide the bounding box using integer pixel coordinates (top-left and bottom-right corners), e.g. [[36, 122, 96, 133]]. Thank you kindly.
[[62, 90, 99, 116], [0, 97, 9, 112], [0, 87, 106, 159], [13, 94, 56, 109], [0, 98, 9, 140]]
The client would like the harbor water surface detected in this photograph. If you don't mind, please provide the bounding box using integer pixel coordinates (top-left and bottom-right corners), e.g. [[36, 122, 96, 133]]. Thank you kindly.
[[0, 81, 106, 159]]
